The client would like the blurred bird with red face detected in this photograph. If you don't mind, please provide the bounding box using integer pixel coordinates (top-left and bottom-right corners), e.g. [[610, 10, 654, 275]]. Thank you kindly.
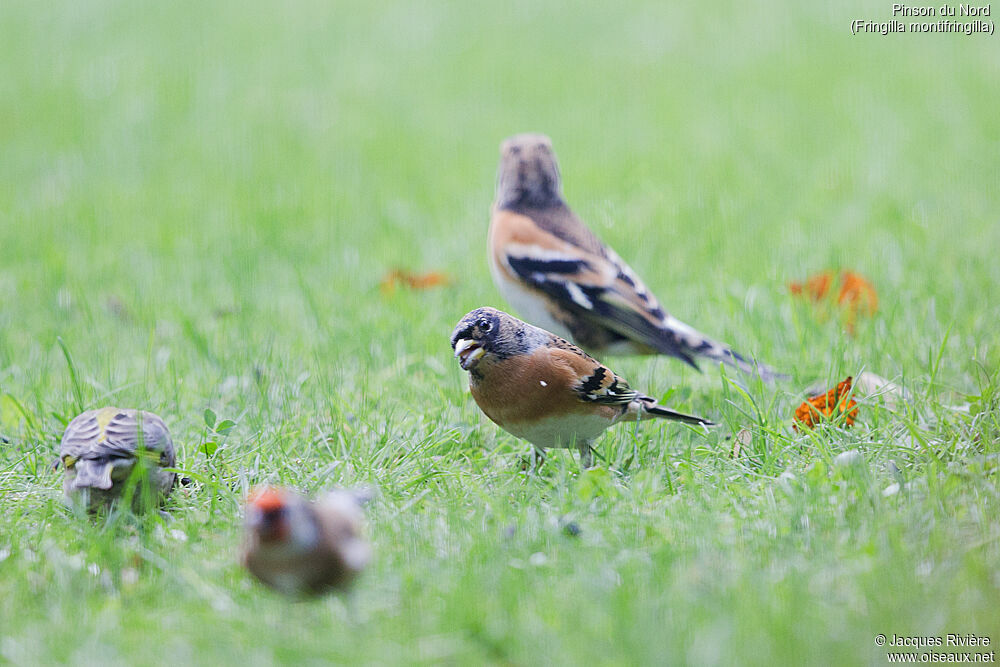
[[241, 487, 371, 596]]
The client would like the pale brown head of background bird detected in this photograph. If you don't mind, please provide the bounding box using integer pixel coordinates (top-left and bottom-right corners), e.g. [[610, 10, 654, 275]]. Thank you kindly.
[[495, 133, 563, 209]]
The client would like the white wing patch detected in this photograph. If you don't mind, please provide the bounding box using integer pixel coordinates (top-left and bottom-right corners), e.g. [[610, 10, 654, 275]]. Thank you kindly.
[[564, 282, 593, 310], [604, 246, 657, 309], [504, 244, 582, 263], [663, 314, 712, 349], [492, 268, 574, 339]]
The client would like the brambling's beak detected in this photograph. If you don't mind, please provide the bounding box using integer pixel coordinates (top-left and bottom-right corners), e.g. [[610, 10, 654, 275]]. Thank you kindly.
[[454, 338, 486, 370]]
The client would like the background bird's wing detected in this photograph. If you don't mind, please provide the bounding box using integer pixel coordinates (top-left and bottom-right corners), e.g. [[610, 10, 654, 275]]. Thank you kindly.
[[504, 241, 703, 368], [501, 215, 782, 379]]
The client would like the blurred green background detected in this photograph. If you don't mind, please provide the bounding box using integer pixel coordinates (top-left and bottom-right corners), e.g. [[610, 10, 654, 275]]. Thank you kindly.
[[1, 0, 998, 664]]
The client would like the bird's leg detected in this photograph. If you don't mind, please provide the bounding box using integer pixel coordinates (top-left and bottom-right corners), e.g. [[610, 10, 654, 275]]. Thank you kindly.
[[519, 448, 546, 473], [531, 447, 546, 473], [578, 443, 594, 469]]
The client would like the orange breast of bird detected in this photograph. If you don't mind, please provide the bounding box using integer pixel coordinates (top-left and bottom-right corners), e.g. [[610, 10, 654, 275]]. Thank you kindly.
[[469, 347, 619, 429]]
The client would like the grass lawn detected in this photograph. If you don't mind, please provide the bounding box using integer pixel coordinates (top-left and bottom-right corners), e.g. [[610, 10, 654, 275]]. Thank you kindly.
[[1, 0, 998, 663]]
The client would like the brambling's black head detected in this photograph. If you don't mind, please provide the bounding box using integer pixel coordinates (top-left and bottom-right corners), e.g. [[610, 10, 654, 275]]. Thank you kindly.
[[451, 307, 549, 373], [496, 133, 563, 210], [451, 307, 504, 371]]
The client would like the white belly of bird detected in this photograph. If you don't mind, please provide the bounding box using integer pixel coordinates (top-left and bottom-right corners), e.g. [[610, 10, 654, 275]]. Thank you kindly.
[[490, 269, 575, 340], [504, 412, 612, 450]]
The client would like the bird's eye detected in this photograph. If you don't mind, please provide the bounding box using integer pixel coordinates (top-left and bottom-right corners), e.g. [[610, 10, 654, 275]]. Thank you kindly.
[[477, 318, 492, 333]]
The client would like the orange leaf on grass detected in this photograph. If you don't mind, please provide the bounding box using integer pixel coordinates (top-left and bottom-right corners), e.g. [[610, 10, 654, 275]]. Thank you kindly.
[[793, 377, 859, 430], [789, 270, 877, 333], [380, 269, 452, 294]]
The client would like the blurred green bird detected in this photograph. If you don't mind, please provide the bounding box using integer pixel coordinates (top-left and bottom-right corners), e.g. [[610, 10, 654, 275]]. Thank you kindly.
[[59, 407, 176, 511]]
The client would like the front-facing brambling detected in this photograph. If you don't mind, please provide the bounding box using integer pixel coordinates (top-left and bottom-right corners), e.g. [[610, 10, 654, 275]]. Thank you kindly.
[[489, 133, 782, 381], [242, 487, 372, 596], [451, 307, 713, 467], [59, 407, 176, 511]]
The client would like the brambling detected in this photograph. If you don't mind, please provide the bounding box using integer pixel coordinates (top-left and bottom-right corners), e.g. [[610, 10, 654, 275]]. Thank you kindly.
[[59, 407, 176, 511], [489, 133, 782, 381], [242, 487, 371, 596], [451, 307, 713, 467]]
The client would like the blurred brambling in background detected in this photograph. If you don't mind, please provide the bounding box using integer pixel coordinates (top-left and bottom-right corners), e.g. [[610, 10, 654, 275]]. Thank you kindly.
[[489, 133, 782, 381], [451, 307, 713, 467], [59, 407, 176, 511], [242, 487, 372, 596]]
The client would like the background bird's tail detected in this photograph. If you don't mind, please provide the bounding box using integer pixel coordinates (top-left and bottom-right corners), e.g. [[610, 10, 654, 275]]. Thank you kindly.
[[657, 314, 787, 382]]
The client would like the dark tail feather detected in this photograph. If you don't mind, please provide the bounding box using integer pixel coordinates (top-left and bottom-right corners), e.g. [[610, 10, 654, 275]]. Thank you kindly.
[[717, 347, 788, 383], [636, 396, 715, 427], [653, 315, 787, 382]]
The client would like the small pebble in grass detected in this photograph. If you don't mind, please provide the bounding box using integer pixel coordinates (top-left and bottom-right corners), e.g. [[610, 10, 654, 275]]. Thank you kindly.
[[833, 449, 864, 468], [242, 486, 371, 596], [529, 552, 548, 567], [854, 372, 907, 406], [777, 471, 798, 491], [105, 295, 130, 321], [731, 428, 753, 458]]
